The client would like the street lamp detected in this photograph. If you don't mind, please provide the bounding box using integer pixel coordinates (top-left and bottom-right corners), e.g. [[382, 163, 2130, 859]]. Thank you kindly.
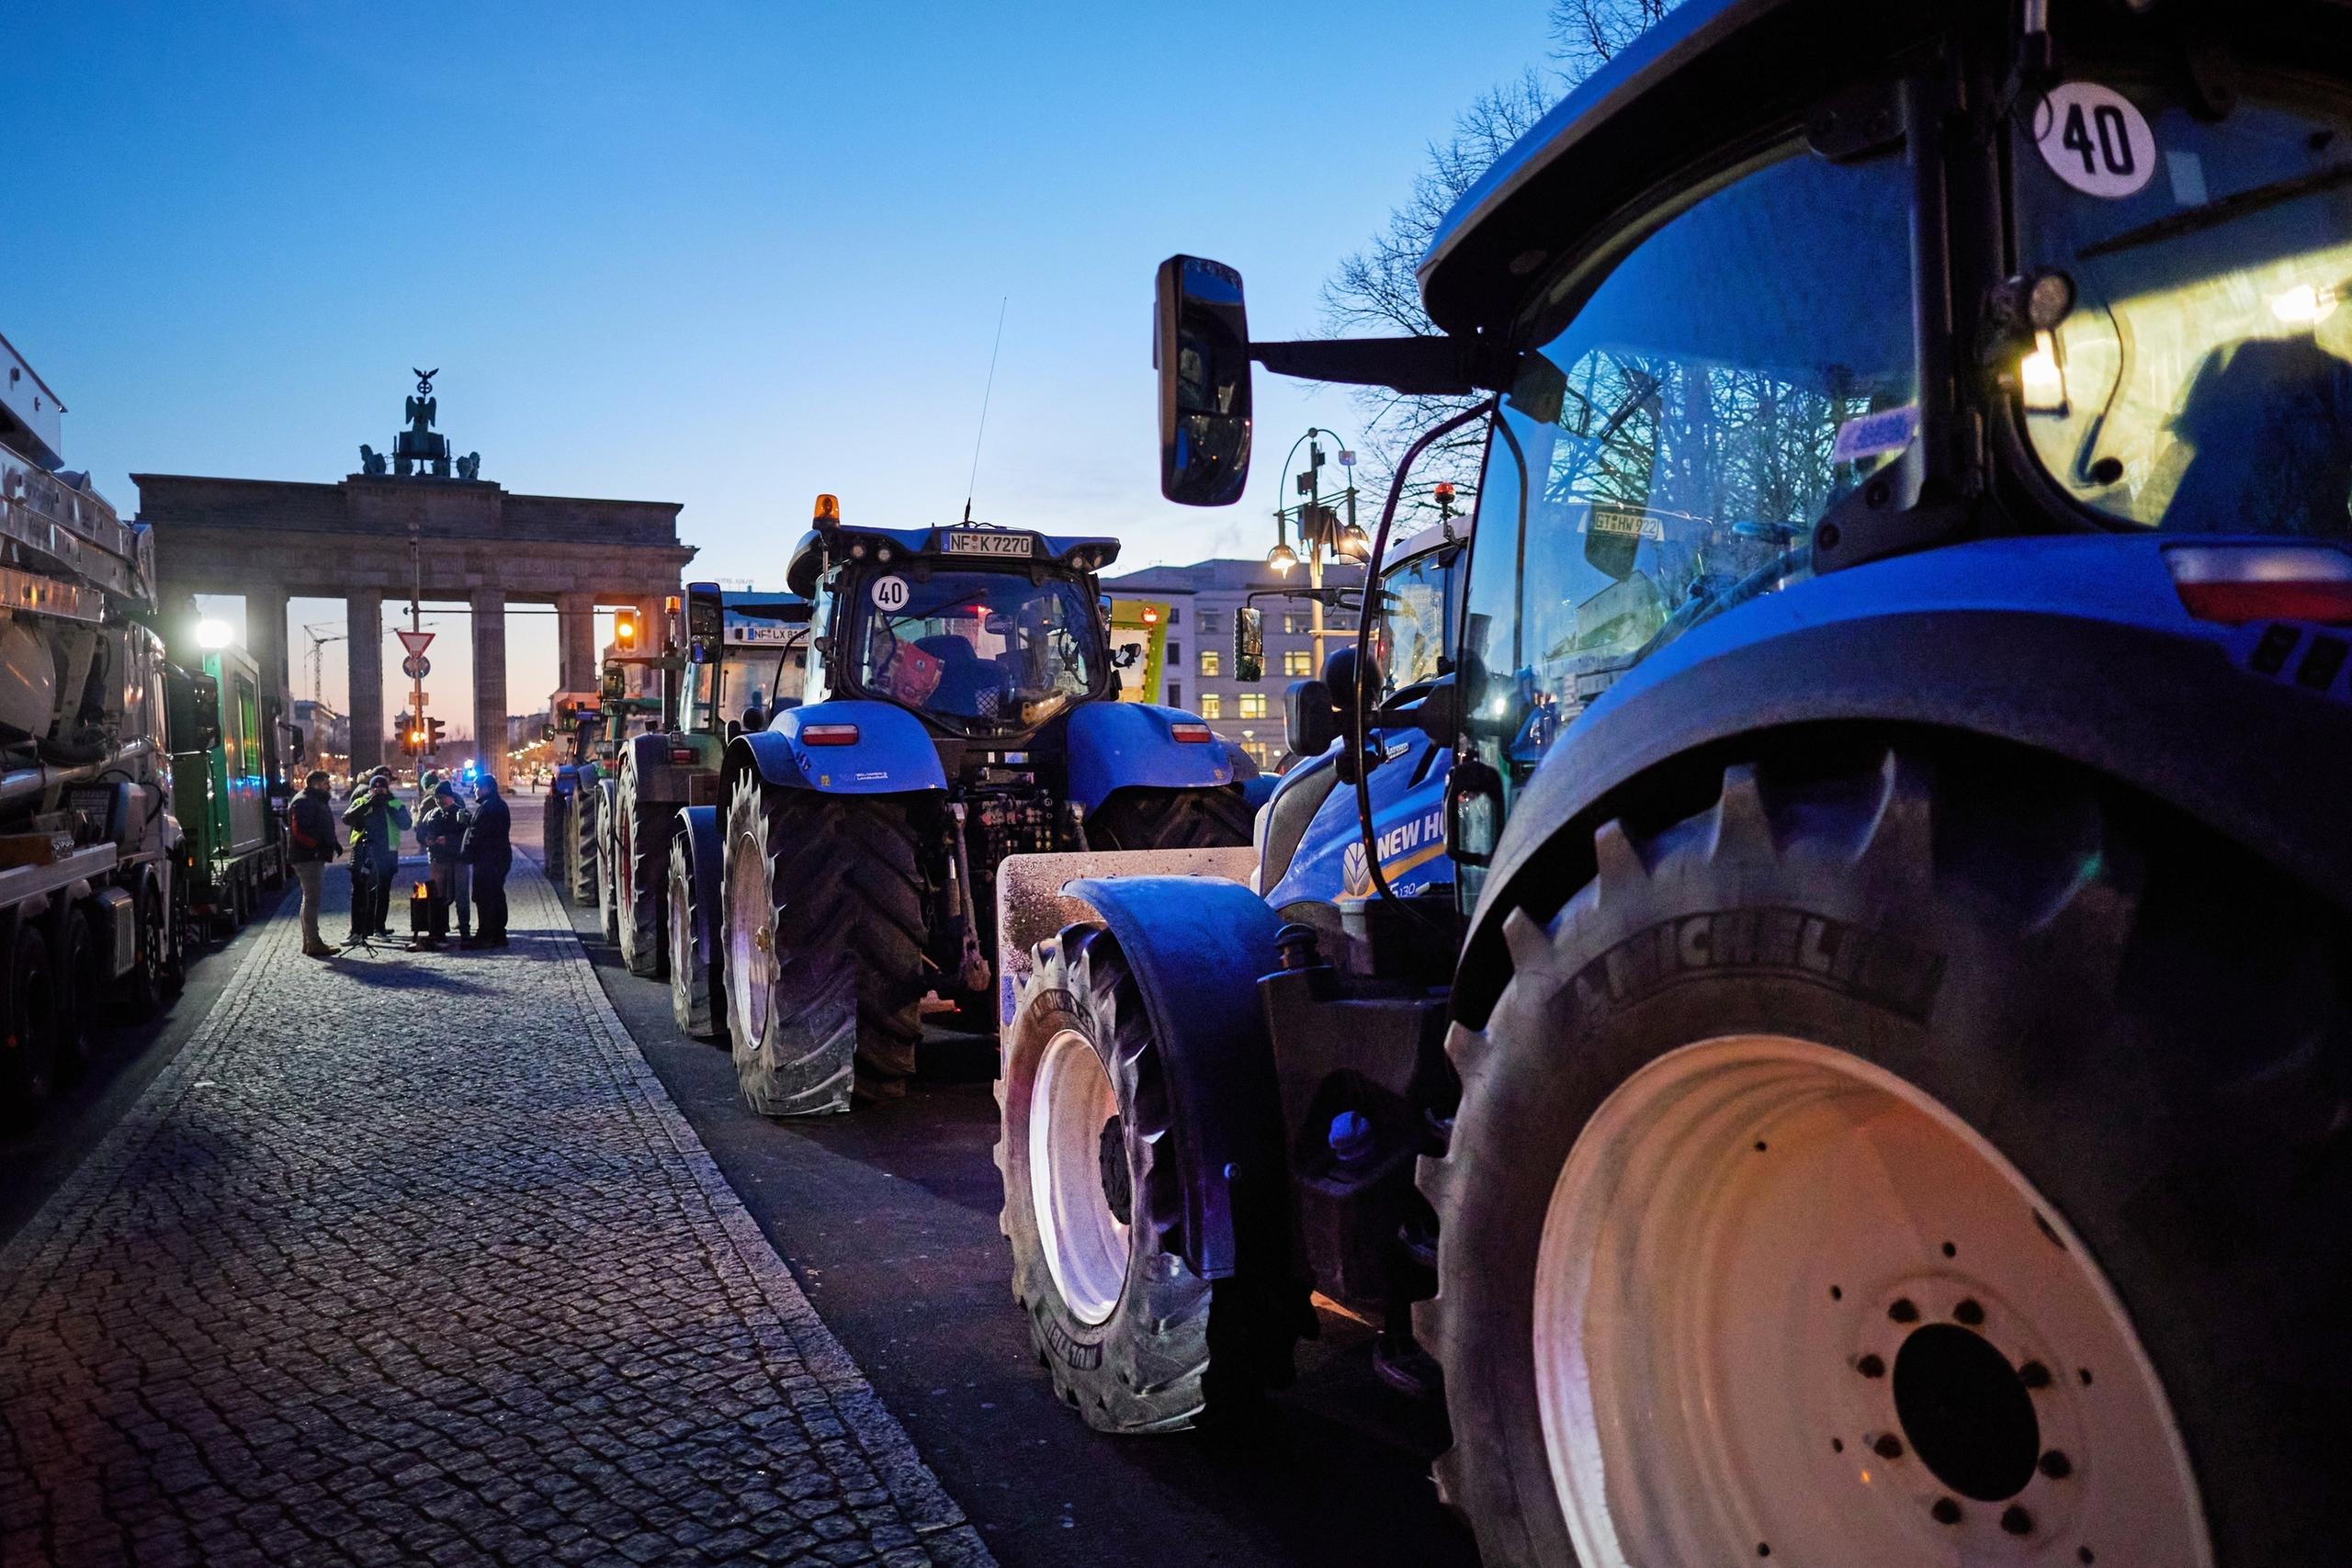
[[1267, 427, 1365, 663]]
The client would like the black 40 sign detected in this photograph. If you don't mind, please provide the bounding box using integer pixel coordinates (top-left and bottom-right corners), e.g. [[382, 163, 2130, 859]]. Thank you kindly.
[[2037, 83, 2157, 199]]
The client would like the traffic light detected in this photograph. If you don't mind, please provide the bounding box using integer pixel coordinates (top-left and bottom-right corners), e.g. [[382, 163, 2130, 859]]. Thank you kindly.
[[404, 724, 425, 755], [614, 606, 640, 651], [426, 717, 447, 754]]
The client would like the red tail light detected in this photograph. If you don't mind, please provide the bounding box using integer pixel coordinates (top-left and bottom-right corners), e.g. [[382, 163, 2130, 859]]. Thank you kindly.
[[1170, 721, 1215, 743], [800, 724, 860, 746], [2166, 544, 2352, 626]]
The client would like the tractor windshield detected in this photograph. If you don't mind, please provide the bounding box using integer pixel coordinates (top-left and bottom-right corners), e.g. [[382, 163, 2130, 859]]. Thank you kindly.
[[854, 568, 1103, 731], [1463, 142, 1916, 780], [2013, 79, 2352, 536]]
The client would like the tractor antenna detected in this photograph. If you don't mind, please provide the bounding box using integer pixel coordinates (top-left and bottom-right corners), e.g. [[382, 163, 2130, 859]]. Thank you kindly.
[[963, 296, 1009, 526]]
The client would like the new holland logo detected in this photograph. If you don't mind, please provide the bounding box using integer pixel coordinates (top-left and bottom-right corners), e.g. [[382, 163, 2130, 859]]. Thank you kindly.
[[1341, 840, 1371, 896]]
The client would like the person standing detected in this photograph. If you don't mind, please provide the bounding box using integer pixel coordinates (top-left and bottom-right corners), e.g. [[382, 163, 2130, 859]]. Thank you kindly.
[[343, 773, 413, 940], [287, 770, 341, 958], [415, 782, 471, 944], [460, 774, 513, 947]]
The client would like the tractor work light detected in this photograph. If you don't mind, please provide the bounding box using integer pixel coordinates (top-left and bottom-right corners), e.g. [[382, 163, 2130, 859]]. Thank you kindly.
[[800, 723, 860, 746], [1169, 721, 1216, 743], [2166, 543, 2352, 625], [196, 618, 234, 649]]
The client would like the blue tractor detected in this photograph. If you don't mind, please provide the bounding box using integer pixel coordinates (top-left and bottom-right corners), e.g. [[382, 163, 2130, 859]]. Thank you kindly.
[[995, 4, 2351, 1563], [687, 496, 1257, 1115]]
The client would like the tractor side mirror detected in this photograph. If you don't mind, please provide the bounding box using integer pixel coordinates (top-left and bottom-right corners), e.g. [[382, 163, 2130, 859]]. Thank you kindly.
[[1233, 606, 1264, 683], [685, 581, 725, 664], [1155, 254, 1253, 506], [1284, 679, 1339, 758], [288, 726, 307, 761], [601, 663, 625, 701], [1408, 672, 1459, 748]]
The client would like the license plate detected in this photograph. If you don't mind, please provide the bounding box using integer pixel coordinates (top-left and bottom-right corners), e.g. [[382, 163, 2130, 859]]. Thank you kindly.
[[942, 531, 1033, 557]]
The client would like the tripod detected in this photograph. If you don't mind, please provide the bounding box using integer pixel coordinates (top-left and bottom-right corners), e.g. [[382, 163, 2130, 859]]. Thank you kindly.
[[341, 857, 401, 953]]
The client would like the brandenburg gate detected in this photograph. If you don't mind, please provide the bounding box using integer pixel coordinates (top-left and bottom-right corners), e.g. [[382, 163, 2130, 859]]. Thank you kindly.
[[132, 373, 695, 780]]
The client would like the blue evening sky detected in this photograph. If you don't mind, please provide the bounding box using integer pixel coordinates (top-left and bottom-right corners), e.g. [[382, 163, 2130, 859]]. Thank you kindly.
[[8, 2, 1554, 727]]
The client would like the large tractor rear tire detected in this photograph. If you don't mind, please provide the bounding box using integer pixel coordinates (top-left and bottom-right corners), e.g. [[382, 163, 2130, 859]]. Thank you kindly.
[[723, 772, 927, 1112], [567, 779, 601, 907], [542, 787, 568, 878], [668, 830, 720, 1040], [615, 761, 668, 978], [998, 925, 1296, 1432], [595, 779, 621, 942], [1088, 786, 1255, 851], [1419, 746, 2349, 1568]]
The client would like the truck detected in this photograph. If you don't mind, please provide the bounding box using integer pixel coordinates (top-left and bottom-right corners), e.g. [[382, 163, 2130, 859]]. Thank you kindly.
[[0, 332, 187, 1123], [991, 4, 2351, 1564], [165, 640, 294, 934], [693, 495, 1258, 1115], [605, 586, 810, 985]]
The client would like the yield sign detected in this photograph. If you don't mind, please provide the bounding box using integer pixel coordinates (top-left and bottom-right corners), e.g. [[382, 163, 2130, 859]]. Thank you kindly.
[[396, 629, 435, 658]]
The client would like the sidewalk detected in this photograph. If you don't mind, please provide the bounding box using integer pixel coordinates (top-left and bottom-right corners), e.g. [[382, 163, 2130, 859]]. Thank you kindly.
[[0, 857, 989, 1568]]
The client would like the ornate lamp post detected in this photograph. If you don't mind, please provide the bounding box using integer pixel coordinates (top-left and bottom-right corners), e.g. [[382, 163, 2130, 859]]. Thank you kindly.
[[1267, 427, 1371, 665]]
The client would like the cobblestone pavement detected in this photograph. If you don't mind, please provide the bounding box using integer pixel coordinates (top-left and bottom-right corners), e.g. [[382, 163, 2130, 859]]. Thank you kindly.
[[0, 857, 992, 1568]]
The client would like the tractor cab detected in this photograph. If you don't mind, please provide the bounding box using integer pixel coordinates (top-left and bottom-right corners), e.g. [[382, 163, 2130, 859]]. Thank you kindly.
[[784, 499, 1125, 745]]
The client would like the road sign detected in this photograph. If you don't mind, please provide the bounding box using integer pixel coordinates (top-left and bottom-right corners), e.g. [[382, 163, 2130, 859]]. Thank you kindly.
[[396, 629, 435, 657], [401, 655, 431, 680], [405, 692, 430, 706]]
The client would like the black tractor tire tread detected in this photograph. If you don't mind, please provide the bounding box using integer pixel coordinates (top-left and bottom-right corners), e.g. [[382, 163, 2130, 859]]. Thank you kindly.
[[1417, 745, 2349, 1568], [996, 925, 1297, 1433], [568, 781, 601, 906], [668, 829, 720, 1040], [616, 759, 670, 978], [727, 773, 927, 1111], [596, 780, 621, 942], [1087, 786, 1256, 852]]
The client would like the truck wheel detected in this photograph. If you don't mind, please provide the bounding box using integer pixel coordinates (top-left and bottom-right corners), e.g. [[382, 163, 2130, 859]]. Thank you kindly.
[[669, 830, 720, 1040], [51, 908, 97, 1084], [1419, 748, 2348, 1568], [2, 922, 62, 1124], [120, 875, 168, 1018], [723, 773, 925, 1111], [615, 764, 668, 978], [1088, 786, 1254, 851], [997, 925, 1294, 1432]]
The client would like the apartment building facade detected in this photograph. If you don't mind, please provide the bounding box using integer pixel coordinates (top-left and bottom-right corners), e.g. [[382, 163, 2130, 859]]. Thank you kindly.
[[1105, 556, 1364, 771]]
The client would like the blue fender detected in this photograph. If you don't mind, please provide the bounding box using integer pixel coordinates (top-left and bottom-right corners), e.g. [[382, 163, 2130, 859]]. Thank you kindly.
[[733, 699, 949, 795], [1065, 701, 1237, 812], [1456, 534, 2352, 1024], [1066, 874, 1285, 1280], [676, 804, 722, 972]]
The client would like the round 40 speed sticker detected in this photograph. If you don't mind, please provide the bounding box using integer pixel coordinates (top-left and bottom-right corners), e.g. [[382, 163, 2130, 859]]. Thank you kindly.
[[869, 573, 910, 611], [2035, 82, 2157, 198]]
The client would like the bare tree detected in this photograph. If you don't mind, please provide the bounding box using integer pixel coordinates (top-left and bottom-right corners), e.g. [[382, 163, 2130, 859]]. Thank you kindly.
[[1318, 3, 1683, 511]]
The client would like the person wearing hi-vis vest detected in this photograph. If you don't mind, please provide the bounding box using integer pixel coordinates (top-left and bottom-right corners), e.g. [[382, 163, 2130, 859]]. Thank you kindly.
[[342, 771, 412, 941]]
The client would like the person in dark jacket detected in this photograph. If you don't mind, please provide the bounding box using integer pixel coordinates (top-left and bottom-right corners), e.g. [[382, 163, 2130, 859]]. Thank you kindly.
[[415, 782, 471, 945], [287, 771, 341, 958], [343, 773, 413, 940], [460, 774, 513, 947]]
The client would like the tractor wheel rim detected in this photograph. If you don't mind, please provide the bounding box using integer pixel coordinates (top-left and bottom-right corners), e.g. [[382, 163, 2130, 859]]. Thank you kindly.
[[1531, 1033, 2209, 1568], [1030, 1027, 1128, 1326]]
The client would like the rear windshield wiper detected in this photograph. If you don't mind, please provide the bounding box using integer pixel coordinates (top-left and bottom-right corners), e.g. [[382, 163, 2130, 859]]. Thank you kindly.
[[2078, 163, 2352, 259]]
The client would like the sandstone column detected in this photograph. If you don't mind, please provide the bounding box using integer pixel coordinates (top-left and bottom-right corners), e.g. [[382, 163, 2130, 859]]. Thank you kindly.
[[347, 590, 384, 774], [558, 592, 597, 694], [471, 586, 508, 784]]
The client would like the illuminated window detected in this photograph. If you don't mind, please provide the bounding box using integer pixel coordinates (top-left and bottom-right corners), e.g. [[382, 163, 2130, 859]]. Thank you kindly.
[[1200, 649, 1220, 677], [1238, 692, 1267, 719], [1244, 741, 1276, 769], [1283, 613, 1304, 635], [1198, 693, 1222, 719], [1283, 649, 1312, 677]]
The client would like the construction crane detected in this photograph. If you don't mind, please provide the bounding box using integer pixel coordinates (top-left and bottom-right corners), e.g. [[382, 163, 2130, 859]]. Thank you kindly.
[[303, 622, 347, 705]]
